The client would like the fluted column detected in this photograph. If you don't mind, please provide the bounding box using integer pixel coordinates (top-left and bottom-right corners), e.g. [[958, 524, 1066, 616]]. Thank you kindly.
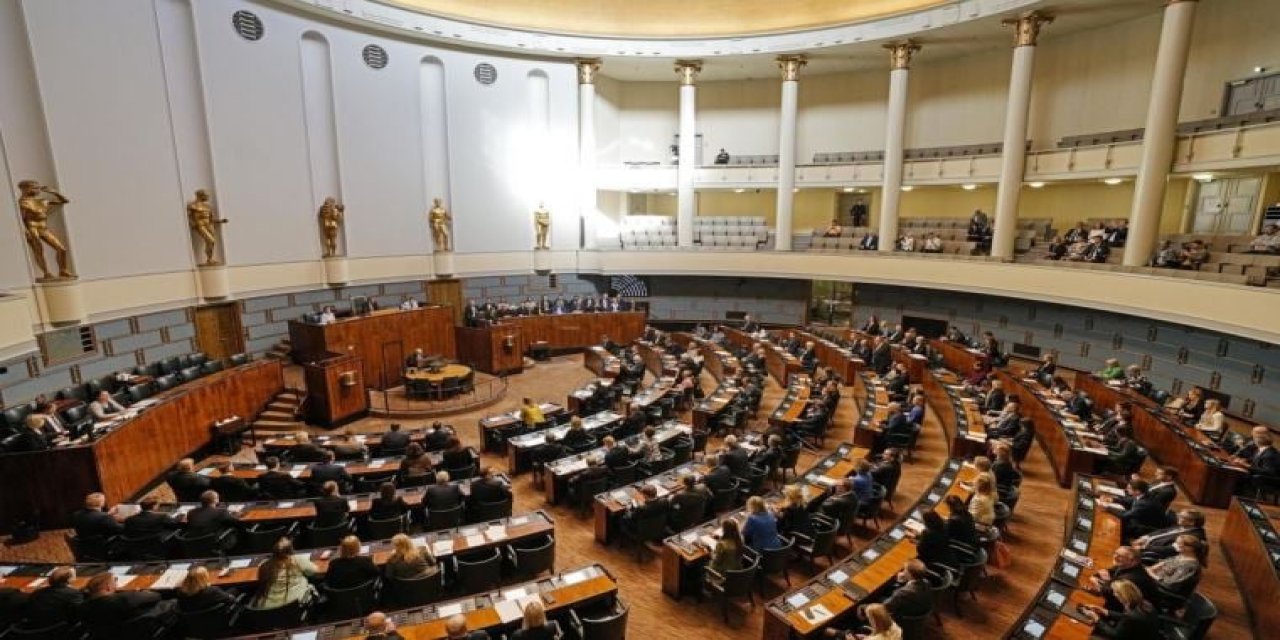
[[1124, 0, 1199, 266], [774, 55, 806, 251], [878, 41, 920, 252], [676, 60, 702, 248], [577, 59, 601, 250], [991, 12, 1053, 260]]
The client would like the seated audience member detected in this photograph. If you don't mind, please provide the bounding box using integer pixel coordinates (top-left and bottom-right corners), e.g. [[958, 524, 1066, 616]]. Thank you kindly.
[[621, 484, 668, 534], [567, 455, 610, 503], [631, 426, 663, 463], [1103, 427, 1144, 475], [912, 509, 957, 571], [370, 482, 410, 521], [982, 380, 1006, 414], [1246, 223, 1280, 254], [990, 444, 1022, 490], [1080, 580, 1160, 638], [251, 538, 317, 610], [426, 471, 464, 510], [1107, 479, 1168, 542], [1045, 235, 1068, 260], [519, 398, 546, 427], [80, 573, 175, 634], [1146, 467, 1178, 510], [384, 533, 440, 580], [669, 474, 710, 522], [258, 456, 305, 498], [850, 460, 875, 502], [742, 496, 782, 551], [364, 611, 404, 640], [313, 481, 350, 527], [1232, 430, 1280, 482], [175, 566, 236, 613], [379, 422, 411, 454], [1193, 398, 1226, 440], [944, 495, 980, 548], [183, 490, 241, 548], [1151, 240, 1183, 268], [88, 390, 126, 421], [985, 401, 1022, 440], [1097, 358, 1124, 381], [1105, 220, 1129, 246], [560, 416, 592, 449], [968, 474, 997, 529], [21, 567, 82, 626], [1174, 388, 1205, 424], [210, 461, 255, 501], [329, 431, 367, 461], [10, 415, 50, 452], [1064, 222, 1088, 244], [875, 561, 933, 620], [441, 437, 475, 471], [167, 458, 210, 503], [308, 450, 352, 492], [708, 519, 745, 575], [1122, 365, 1152, 396], [922, 233, 943, 253], [870, 448, 903, 493], [470, 466, 511, 504], [821, 477, 860, 521], [512, 600, 557, 640], [822, 219, 843, 238], [288, 431, 327, 463], [720, 435, 751, 478], [703, 454, 737, 495], [1180, 240, 1209, 269], [601, 435, 633, 470], [859, 232, 879, 250], [1144, 535, 1206, 589], [326, 535, 379, 589], [897, 234, 916, 252], [423, 422, 454, 451], [399, 443, 435, 482], [1133, 509, 1206, 564], [444, 613, 491, 640], [1089, 547, 1160, 612], [773, 485, 813, 537], [71, 492, 123, 540], [124, 496, 180, 538]]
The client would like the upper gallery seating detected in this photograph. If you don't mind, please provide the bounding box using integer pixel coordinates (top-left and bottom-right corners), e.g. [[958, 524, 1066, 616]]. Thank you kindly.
[[618, 215, 678, 249], [693, 216, 768, 250]]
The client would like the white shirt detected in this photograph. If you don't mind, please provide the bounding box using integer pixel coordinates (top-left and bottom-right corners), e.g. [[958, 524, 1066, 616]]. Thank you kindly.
[[319, 311, 336, 324], [399, 299, 419, 310]]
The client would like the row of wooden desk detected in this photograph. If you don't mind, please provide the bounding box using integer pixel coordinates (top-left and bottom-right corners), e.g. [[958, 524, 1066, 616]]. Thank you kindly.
[[635, 340, 679, 378], [851, 373, 892, 450], [678, 333, 740, 383], [762, 458, 978, 640], [1006, 475, 1124, 640], [1074, 374, 1248, 507], [935, 339, 989, 375], [505, 410, 623, 474], [722, 327, 804, 385], [229, 563, 617, 640], [693, 382, 741, 431], [786, 328, 864, 381], [997, 371, 1109, 488], [661, 443, 870, 599], [476, 402, 569, 453], [768, 376, 813, 430], [0, 359, 283, 531], [1221, 497, 1280, 640], [542, 421, 693, 505], [583, 346, 620, 379]]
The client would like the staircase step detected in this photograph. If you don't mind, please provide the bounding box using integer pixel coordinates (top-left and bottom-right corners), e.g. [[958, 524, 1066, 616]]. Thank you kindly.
[[267, 400, 298, 412], [259, 411, 296, 421]]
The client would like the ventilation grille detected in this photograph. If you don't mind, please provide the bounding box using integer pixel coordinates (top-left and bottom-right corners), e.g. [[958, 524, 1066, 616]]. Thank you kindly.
[[362, 45, 388, 69], [474, 63, 498, 85], [232, 10, 264, 41]]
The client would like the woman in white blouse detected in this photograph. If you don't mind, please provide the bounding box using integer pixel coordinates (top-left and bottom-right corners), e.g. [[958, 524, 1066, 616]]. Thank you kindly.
[[1194, 398, 1225, 440], [968, 474, 997, 528]]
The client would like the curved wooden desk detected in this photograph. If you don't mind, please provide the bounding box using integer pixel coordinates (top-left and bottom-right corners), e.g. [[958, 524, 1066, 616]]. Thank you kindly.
[[404, 363, 473, 383]]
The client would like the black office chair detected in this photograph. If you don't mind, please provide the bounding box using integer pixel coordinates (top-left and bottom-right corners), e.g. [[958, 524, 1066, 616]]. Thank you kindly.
[[704, 557, 758, 624], [793, 515, 838, 570], [66, 533, 115, 562], [571, 475, 610, 518], [178, 366, 203, 382], [1, 620, 83, 640], [174, 529, 233, 559], [118, 532, 171, 561], [639, 448, 676, 476], [237, 600, 309, 633], [446, 463, 476, 481], [754, 536, 795, 593], [242, 522, 299, 555], [777, 445, 802, 482], [709, 482, 740, 514], [1160, 592, 1217, 640], [127, 383, 154, 404], [607, 461, 638, 489], [303, 519, 355, 549], [55, 385, 87, 402], [425, 503, 464, 531], [853, 484, 887, 531], [161, 356, 182, 375], [201, 360, 225, 375], [568, 601, 628, 640], [320, 578, 379, 621], [505, 533, 555, 579], [60, 405, 92, 434], [177, 593, 244, 639], [364, 514, 408, 540], [468, 496, 513, 523], [353, 473, 397, 494], [453, 547, 503, 593], [152, 374, 179, 392], [189, 352, 208, 366], [228, 353, 250, 367], [619, 509, 667, 561], [382, 571, 443, 609]]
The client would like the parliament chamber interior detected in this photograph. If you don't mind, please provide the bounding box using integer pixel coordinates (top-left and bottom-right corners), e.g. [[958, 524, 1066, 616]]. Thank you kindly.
[[1, 0, 1279, 638]]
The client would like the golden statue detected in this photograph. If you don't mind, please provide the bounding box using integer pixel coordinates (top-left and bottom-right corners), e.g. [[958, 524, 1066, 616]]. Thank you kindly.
[[318, 197, 345, 258], [16, 180, 74, 279], [187, 189, 228, 266], [428, 198, 453, 252], [534, 202, 551, 250]]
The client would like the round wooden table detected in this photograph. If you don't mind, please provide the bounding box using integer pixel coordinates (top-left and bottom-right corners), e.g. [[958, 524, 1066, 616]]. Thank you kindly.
[[404, 363, 473, 383], [403, 363, 473, 398]]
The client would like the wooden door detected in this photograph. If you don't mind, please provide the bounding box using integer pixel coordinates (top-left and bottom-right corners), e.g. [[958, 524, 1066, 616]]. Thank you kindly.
[[379, 340, 404, 390], [194, 302, 245, 360], [427, 278, 463, 326]]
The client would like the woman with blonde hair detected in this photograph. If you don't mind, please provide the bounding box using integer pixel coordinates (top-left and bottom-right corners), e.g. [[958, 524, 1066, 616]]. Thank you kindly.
[[774, 485, 813, 536], [862, 603, 902, 640], [175, 565, 236, 612], [968, 474, 997, 528], [1193, 398, 1225, 439], [384, 533, 439, 580], [251, 538, 317, 609], [742, 495, 782, 551], [1082, 579, 1159, 638], [511, 599, 557, 640]]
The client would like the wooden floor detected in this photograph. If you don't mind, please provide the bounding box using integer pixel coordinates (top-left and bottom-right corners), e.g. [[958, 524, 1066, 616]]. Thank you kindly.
[[0, 355, 1257, 639]]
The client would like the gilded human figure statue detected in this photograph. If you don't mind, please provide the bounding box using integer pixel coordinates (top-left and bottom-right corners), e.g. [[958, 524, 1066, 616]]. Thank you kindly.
[[534, 203, 551, 250], [187, 189, 228, 266], [318, 197, 345, 258], [16, 180, 74, 279], [428, 198, 453, 252]]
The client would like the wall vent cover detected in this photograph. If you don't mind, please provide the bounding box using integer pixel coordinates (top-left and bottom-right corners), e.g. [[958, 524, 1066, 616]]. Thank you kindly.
[[474, 63, 498, 85], [362, 45, 388, 69], [232, 10, 264, 41]]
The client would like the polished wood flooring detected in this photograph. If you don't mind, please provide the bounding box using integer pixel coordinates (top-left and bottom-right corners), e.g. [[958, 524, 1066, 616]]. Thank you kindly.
[[0, 355, 1257, 638]]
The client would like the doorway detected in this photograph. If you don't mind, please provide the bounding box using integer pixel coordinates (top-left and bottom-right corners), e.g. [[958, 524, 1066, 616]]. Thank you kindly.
[[194, 302, 245, 361], [1192, 177, 1260, 234], [379, 340, 405, 390], [427, 279, 463, 326], [836, 193, 871, 228]]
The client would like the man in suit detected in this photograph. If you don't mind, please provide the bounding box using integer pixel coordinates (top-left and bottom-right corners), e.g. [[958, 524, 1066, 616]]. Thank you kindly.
[[288, 432, 328, 463], [427, 471, 464, 510], [70, 492, 123, 540], [819, 478, 860, 521], [602, 436, 633, 470], [601, 335, 621, 355], [668, 474, 709, 525], [21, 567, 83, 627], [1108, 479, 1169, 542], [878, 561, 934, 620], [181, 490, 240, 549], [858, 232, 878, 251], [1146, 467, 1178, 510], [11, 415, 50, 452], [870, 448, 903, 494], [1133, 508, 1206, 564], [1061, 389, 1093, 422], [257, 456, 304, 499], [166, 458, 210, 503], [379, 423, 411, 454], [79, 573, 175, 636], [330, 432, 368, 461], [1233, 431, 1280, 479], [876, 403, 913, 451], [741, 314, 760, 334], [621, 484, 668, 533], [869, 338, 892, 376], [34, 403, 67, 439], [468, 467, 511, 505], [985, 401, 1022, 440], [982, 381, 1007, 414], [1089, 546, 1160, 612], [424, 422, 454, 451], [702, 455, 736, 495], [618, 402, 648, 440], [567, 456, 610, 505], [444, 613, 490, 640], [720, 435, 751, 478], [308, 450, 352, 493], [210, 461, 255, 502], [313, 481, 350, 527], [552, 296, 567, 314], [123, 497, 180, 538], [752, 435, 785, 474], [88, 390, 126, 421], [463, 300, 481, 327]]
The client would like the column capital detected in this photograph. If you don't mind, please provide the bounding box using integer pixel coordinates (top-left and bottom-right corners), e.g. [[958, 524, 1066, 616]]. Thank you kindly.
[[675, 60, 703, 86], [1002, 11, 1054, 47], [777, 55, 807, 82], [575, 58, 601, 85], [884, 40, 921, 70]]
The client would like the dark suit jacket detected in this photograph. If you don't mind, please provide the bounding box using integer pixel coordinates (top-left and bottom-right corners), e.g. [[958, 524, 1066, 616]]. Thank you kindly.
[[184, 505, 240, 537], [670, 489, 709, 522], [882, 579, 933, 619], [442, 448, 474, 470], [325, 556, 379, 589], [71, 508, 123, 539], [722, 448, 751, 478], [308, 462, 352, 488], [123, 511, 179, 538], [915, 528, 957, 569], [167, 470, 211, 502], [424, 430, 452, 451], [469, 478, 510, 505], [604, 446, 633, 469], [23, 585, 84, 625], [426, 484, 464, 511], [1119, 494, 1168, 532], [257, 470, 304, 499], [1253, 447, 1280, 477], [380, 430, 411, 452], [10, 429, 48, 452], [1094, 606, 1161, 639], [512, 624, 558, 640], [1103, 565, 1160, 612], [79, 591, 163, 629], [175, 586, 235, 613], [370, 497, 409, 521], [1147, 482, 1176, 509], [870, 345, 892, 375], [703, 466, 736, 494], [819, 491, 858, 520], [289, 443, 328, 463], [313, 495, 350, 527], [211, 474, 256, 501]]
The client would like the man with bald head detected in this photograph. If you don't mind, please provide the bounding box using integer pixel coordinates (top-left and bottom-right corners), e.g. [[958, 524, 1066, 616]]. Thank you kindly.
[[70, 492, 123, 540], [364, 611, 404, 639], [445, 613, 490, 639]]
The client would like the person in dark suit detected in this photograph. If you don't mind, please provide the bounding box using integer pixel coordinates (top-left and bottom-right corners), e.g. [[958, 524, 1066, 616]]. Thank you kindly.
[[444, 613, 491, 640], [560, 417, 593, 449], [1062, 389, 1093, 422], [1242, 432, 1280, 477], [752, 435, 785, 474], [618, 403, 648, 440], [1134, 509, 1206, 564], [210, 461, 255, 502], [982, 381, 1007, 414], [943, 495, 980, 547], [877, 403, 914, 452], [1081, 579, 1160, 638], [469, 467, 511, 505], [535, 434, 571, 473], [426, 471, 464, 510], [441, 437, 475, 471], [288, 432, 328, 463], [869, 338, 892, 376], [463, 300, 481, 328], [257, 456, 304, 499], [621, 484, 668, 533], [313, 481, 350, 527], [875, 560, 933, 620], [1108, 479, 1168, 542], [1089, 545, 1161, 613], [123, 497, 180, 538], [986, 401, 1022, 440], [182, 490, 241, 547], [819, 478, 860, 522], [602, 436, 633, 470], [772, 485, 812, 537], [703, 455, 736, 495], [167, 458, 211, 503], [1103, 427, 1144, 476], [70, 492, 124, 540], [21, 567, 83, 626], [175, 566, 236, 614], [423, 423, 453, 452], [10, 416, 49, 452], [79, 573, 175, 636], [567, 455, 610, 505], [326, 536, 380, 589], [1146, 467, 1178, 510], [363, 611, 405, 640], [369, 482, 410, 521], [741, 315, 760, 333], [913, 509, 957, 571], [379, 423, 411, 455], [720, 435, 751, 478], [870, 448, 903, 495], [308, 450, 352, 493], [668, 474, 709, 525]]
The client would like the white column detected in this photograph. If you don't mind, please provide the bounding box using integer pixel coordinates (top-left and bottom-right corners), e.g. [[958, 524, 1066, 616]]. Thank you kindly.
[[878, 42, 919, 252], [577, 59, 601, 250], [1124, 0, 1199, 266], [676, 60, 701, 248], [991, 12, 1052, 261], [774, 56, 806, 251]]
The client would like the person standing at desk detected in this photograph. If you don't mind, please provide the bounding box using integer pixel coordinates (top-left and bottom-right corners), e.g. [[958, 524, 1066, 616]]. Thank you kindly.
[[519, 397, 545, 427], [406, 348, 431, 369], [88, 390, 125, 421]]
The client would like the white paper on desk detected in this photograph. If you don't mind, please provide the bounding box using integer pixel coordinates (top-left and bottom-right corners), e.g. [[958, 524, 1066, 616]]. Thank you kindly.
[[27, 578, 47, 589], [0, 567, 15, 577], [786, 592, 810, 608], [228, 558, 253, 569], [228, 504, 245, 514], [348, 500, 359, 511], [510, 515, 529, 526], [369, 459, 385, 468], [151, 568, 187, 590], [502, 587, 529, 601], [812, 475, 837, 487], [828, 569, 849, 584], [292, 631, 318, 640], [436, 602, 464, 618], [432, 540, 454, 556], [465, 534, 485, 547], [411, 536, 428, 548], [1096, 485, 1126, 496], [360, 545, 370, 555], [699, 535, 718, 550], [197, 468, 215, 476], [524, 435, 546, 447], [289, 470, 304, 478], [562, 568, 590, 585], [175, 505, 195, 516], [485, 526, 507, 542], [253, 465, 267, 471], [115, 575, 137, 588], [563, 459, 588, 473], [109, 566, 132, 576], [495, 598, 524, 623], [1083, 446, 1110, 455], [649, 482, 670, 498], [277, 502, 296, 509]]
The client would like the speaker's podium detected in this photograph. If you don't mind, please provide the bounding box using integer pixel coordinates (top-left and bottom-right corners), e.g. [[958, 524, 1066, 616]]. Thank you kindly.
[[300, 353, 368, 427], [455, 324, 524, 375]]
